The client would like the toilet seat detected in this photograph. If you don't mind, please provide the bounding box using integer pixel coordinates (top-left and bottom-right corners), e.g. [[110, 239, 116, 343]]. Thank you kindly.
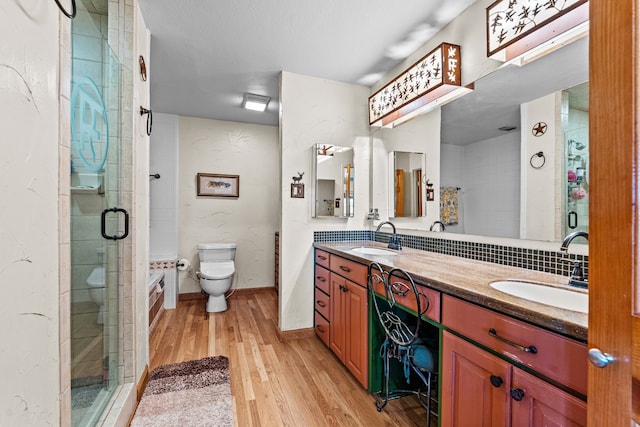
[[200, 261, 235, 280], [87, 266, 105, 287]]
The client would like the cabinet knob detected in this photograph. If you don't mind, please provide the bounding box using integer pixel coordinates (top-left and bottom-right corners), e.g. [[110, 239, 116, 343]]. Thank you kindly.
[[490, 375, 503, 388], [510, 388, 525, 401], [588, 348, 615, 368]]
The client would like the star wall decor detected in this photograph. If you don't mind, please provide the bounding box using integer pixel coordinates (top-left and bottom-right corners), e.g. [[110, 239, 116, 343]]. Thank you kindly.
[[532, 121, 547, 136]]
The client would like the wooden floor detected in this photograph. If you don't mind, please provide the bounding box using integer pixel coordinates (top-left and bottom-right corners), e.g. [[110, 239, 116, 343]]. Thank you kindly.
[[149, 289, 430, 426]]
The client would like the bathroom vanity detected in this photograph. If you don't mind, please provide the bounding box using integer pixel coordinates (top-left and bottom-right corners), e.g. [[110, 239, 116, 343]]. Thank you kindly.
[[314, 249, 369, 388], [313, 241, 587, 426]]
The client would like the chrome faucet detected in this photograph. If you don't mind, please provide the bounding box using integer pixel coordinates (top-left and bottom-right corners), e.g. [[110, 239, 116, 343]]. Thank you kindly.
[[560, 231, 588, 288], [430, 221, 446, 232], [376, 221, 401, 250]]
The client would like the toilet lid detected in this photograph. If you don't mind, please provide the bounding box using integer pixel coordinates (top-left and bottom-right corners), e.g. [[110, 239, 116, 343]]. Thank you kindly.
[[200, 261, 235, 280]]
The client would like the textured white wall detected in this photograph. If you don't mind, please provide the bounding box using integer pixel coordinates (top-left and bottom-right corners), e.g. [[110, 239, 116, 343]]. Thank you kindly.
[[371, 0, 501, 93], [178, 117, 279, 294], [521, 93, 560, 241], [133, 0, 151, 392], [0, 2, 61, 424], [279, 71, 370, 331], [149, 113, 179, 259], [463, 133, 521, 238]]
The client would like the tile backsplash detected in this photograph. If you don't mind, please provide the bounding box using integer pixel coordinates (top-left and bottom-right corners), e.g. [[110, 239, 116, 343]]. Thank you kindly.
[[313, 230, 587, 278]]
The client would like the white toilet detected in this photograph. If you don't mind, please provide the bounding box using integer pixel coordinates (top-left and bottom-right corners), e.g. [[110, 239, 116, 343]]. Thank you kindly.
[[198, 243, 236, 313], [86, 266, 105, 324]]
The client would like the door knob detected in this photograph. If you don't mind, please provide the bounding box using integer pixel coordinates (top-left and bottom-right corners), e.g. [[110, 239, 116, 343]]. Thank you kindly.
[[588, 348, 615, 368]]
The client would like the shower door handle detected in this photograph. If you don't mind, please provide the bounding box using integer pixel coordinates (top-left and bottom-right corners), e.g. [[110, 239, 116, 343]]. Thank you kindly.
[[101, 207, 130, 240], [568, 211, 578, 229]]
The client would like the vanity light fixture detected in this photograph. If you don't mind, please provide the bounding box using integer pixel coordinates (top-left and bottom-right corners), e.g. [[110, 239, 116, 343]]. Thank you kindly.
[[487, 0, 589, 66], [242, 93, 270, 112], [369, 42, 471, 128]]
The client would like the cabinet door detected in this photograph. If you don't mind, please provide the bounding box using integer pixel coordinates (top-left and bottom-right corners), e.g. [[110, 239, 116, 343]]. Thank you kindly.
[[442, 331, 512, 427], [344, 280, 368, 388], [329, 273, 346, 363], [511, 368, 586, 427]]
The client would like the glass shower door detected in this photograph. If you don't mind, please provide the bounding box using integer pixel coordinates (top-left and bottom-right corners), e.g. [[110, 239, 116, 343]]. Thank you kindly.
[[70, 3, 124, 424]]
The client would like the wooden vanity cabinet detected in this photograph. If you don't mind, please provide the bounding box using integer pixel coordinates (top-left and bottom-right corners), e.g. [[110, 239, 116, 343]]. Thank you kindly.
[[313, 249, 368, 388], [442, 331, 511, 426], [441, 295, 587, 427], [314, 255, 331, 347]]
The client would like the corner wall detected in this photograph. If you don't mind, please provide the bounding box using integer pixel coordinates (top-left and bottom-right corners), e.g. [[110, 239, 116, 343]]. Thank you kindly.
[[178, 117, 280, 294], [0, 2, 62, 424], [279, 71, 370, 331]]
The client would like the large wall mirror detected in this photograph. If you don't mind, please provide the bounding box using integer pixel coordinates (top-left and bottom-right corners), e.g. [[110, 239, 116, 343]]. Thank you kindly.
[[312, 144, 355, 218], [371, 35, 588, 243], [389, 151, 425, 218], [439, 36, 588, 241]]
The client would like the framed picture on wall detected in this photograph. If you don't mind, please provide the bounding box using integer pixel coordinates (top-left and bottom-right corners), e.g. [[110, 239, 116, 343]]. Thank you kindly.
[[197, 173, 240, 197]]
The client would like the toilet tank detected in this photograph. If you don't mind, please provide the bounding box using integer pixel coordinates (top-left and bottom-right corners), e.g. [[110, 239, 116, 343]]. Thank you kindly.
[[198, 243, 237, 262]]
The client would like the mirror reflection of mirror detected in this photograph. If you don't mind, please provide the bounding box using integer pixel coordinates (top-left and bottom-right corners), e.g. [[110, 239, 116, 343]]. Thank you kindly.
[[313, 144, 355, 218], [436, 36, 588, 241], [389, 151, 425, 218]]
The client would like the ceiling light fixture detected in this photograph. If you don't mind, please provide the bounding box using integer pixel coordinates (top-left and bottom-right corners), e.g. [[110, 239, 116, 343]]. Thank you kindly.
[[369, 43, 469, 128], [242, 93, 270, 112], [487, 0, 589, 66]]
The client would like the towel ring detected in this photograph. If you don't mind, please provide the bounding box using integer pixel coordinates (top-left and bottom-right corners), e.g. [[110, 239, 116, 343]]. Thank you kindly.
[[530, 151, 546, 169]]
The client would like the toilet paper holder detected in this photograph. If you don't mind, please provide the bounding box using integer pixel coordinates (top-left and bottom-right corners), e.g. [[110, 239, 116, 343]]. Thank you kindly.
[[177, 258, 190, 271]]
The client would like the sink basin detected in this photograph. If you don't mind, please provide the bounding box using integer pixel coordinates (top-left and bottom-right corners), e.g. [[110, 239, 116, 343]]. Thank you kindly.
[[350, 247, 398, 256], [489, 280, 588, 314]]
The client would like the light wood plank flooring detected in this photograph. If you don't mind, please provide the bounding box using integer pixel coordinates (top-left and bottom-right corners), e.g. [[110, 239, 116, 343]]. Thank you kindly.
[[149, 289, 429, 426]]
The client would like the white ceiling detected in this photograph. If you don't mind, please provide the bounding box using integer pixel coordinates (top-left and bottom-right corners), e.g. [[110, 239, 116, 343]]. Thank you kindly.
[[136, 0, 477, 126]]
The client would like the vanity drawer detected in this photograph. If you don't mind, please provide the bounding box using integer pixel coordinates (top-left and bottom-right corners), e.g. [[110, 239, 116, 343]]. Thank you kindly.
[[442, 295, 587, 395], [315, 265, 331, 295], [314, 287, 330, 319], [315, 249, 330, 269], [330, 254, 367, 286], [372, 277, 441, 323], [314, 311, 330, 347]]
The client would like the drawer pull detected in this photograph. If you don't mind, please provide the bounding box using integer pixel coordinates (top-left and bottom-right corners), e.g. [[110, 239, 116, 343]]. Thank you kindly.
[[490, 375, 503, 388], [316, 276, 327, 282], [488, 328, 538, 354], [510, 388, 525, 401], [317, 255, 327, 260], [339, 265, 351, 273], [316, 325, 326, 333], [317, 300, 326, 308], [339, 284, 349, 293]]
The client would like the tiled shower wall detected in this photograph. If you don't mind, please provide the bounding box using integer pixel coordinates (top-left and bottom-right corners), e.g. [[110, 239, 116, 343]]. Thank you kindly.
[[313, 230, 588, 278]]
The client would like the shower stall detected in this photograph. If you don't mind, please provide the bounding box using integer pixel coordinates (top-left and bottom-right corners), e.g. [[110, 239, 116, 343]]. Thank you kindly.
[[562, 82, 589, 236], [69, 1, 125, 424]]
